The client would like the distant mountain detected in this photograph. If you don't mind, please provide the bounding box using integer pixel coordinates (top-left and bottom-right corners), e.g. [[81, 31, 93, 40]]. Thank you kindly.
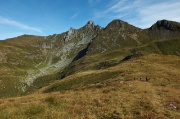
[[87, 19, 150, 54], [59, 19, 180, 80], [0, 19, 179, 97], [88, 19, 180, 54]]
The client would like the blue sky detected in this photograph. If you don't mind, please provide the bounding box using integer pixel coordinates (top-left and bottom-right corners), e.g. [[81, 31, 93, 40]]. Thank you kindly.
[[0, 0, 180, 40]]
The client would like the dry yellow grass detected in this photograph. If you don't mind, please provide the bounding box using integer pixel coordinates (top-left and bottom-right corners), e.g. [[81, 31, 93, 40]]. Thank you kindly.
[[0, 54, 179, 119]]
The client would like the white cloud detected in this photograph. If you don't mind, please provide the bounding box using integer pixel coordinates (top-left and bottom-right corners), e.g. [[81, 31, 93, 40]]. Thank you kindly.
[[94, 0, 180, 28], [106, 0, 129, 13], [94, 0, 141, 20], [138, 1, 180, 28], [0, 17, 42, 33], [70, 13, 78, 19], [88, 0, 101, 4]]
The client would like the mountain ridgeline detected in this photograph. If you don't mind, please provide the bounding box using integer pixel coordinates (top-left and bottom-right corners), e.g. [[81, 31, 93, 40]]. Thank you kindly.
[[0, 19, 180, 97]]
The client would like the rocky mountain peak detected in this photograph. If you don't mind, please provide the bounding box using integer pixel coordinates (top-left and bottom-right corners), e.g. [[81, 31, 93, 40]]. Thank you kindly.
[[67, 27, 75, 35], [157, 20, 176, 30], [63, 27, 76, 42], [106, 19, 126, 28], [87, 20, 94, 25], [86, 20, 95, 28], [150, 20, 180, 31]]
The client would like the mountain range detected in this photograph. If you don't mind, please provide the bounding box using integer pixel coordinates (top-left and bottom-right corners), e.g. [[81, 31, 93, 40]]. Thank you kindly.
[[0, 19, 180, 98], [0, 19, 180, 118]]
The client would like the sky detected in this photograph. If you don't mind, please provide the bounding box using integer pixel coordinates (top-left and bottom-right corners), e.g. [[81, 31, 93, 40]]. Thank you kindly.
[[0, 0, 180, 40]]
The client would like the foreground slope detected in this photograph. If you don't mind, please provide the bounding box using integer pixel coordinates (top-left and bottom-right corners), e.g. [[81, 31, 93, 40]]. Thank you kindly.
[[0, 54, 179, 119]]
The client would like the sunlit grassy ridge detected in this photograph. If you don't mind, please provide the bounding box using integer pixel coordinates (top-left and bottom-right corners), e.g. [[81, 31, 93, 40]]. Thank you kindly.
[[0, 54, 179, 119], [0, 35, 53, 97], [42, 54, 180, 93]]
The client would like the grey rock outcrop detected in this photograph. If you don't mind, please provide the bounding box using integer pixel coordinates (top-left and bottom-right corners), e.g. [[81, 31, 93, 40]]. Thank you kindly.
[[20, 20, 102, 91], [86, 20, 95, 28]]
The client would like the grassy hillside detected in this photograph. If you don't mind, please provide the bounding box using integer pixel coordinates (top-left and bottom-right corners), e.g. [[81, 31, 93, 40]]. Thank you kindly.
[[0, 54, 179, 119], [56, 37, 180, 82], [0, 19, 179, 98], [0, 22, 101, 97], [0, 35, 48, 97]]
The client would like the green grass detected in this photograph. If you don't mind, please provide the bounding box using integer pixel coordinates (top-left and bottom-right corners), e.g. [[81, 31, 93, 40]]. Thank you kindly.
[[25, 105, 44, 116], [155, 39, 180, 55], [0, 54, 179, 118], [43, 71, 120, 93], [25, 71, 61, 93], [0, 110, 11, 119]]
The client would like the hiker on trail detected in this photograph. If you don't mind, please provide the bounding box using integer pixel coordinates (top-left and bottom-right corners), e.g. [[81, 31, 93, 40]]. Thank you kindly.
[[140, 77, 142, 80], [146, 77, 150, 81]]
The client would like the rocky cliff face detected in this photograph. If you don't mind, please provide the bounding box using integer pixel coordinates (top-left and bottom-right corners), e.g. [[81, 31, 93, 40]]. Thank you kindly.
[[150, 20, 180, 31], [149, 20, 180, 40]]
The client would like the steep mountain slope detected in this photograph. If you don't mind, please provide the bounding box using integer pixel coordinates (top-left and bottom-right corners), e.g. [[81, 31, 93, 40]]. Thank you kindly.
[[88, 19, 180, 55], [88, 19, 151, 54], [0, 21, 102, 97], [149, 19, 180, 40], [146, 20, 180, 55]]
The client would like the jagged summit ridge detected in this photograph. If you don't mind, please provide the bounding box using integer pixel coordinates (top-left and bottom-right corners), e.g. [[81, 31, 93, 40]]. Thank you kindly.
[[63, 27, 77, 42], [62, 20, 102, 42], [86, 20, 95, 28]]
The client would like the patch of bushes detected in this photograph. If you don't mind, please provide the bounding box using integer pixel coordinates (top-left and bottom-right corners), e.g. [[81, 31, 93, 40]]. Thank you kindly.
[[45, 97, 66, 108], [95, 60, 118, 69]]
